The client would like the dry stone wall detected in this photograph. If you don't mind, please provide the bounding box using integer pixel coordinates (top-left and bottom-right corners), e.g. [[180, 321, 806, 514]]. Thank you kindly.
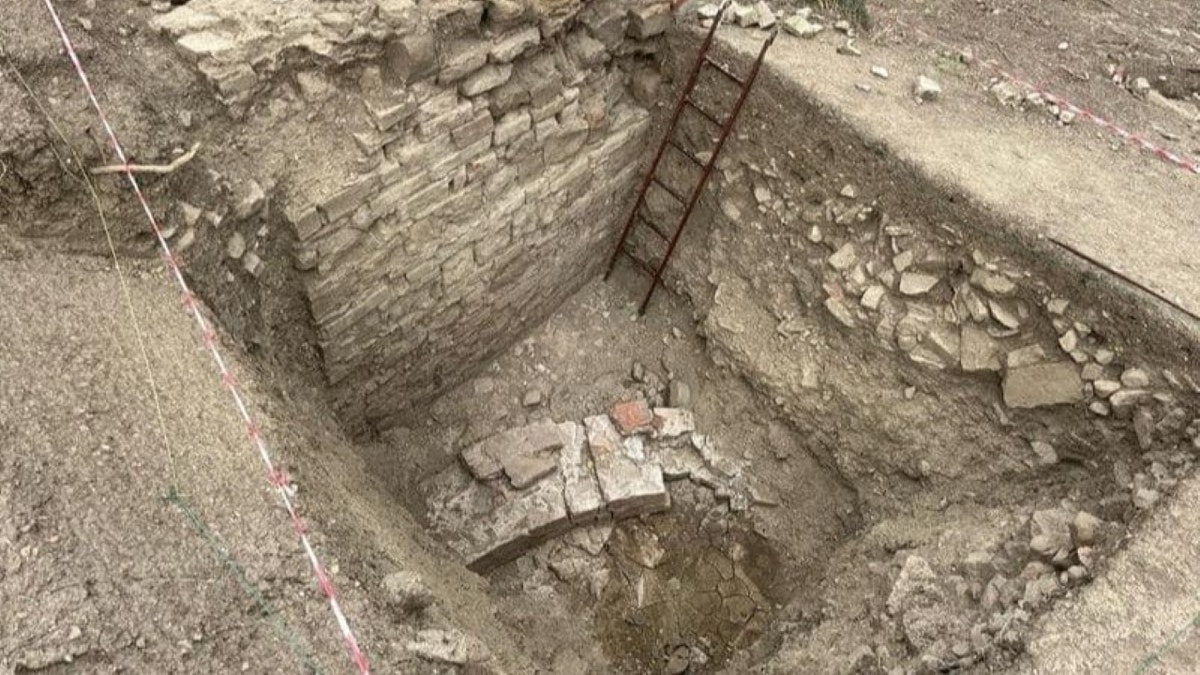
[[152, 0, 672, 432]]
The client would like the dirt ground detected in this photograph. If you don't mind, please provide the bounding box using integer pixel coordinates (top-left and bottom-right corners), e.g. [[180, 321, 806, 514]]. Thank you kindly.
[[363, 268, 858, 672], [876, 0, 1200, 154], [3, 0, 1200, 673]]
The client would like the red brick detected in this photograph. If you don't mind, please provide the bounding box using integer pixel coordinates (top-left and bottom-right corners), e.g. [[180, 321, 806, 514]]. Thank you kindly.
[[610, 399, 654, 435]]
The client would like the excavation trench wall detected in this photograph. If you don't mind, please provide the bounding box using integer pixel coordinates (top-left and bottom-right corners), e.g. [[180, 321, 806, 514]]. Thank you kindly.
[[141, 0, 677, 435], [624, 32, 1200, 494]]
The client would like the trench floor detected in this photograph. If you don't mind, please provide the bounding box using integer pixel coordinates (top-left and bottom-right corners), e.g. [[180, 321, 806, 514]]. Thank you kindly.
[[358, 266, 858, 671]]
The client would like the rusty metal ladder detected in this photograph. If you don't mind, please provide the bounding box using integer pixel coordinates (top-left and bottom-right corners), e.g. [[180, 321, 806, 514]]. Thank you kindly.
[[605, 1, 777, 315]]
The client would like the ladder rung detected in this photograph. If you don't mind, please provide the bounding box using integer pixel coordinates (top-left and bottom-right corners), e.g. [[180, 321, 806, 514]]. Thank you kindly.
[[651, 175, 688, 203], [668, 139, 705, 167], [685, 98, 726, 127], [619, 247, 658, 276], [636, 209, 672, 240], [704, 56, 745, 86]]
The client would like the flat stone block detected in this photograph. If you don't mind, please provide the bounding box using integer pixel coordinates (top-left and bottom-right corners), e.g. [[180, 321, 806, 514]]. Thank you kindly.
[[1003, 362, 1084, 409], [585, 415, 669, 518], [652, 408, 695, 437], [557, 422, 606, 523]]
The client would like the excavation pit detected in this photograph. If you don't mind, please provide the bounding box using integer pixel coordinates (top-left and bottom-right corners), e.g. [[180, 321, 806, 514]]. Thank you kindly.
[[5, 0, 1200, 672]]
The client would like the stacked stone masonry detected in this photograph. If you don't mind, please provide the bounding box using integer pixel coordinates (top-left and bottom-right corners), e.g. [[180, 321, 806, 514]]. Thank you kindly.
[[153, 0, 671, 432], [427, 401, 772, 572]]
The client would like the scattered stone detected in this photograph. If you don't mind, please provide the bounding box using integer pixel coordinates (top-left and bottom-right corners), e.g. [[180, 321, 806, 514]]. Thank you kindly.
[[840, 183, 858, 199], [1095, 348, 1115, 365], [631, 361, 646, 382], [1109, 388, 1150, 416], [698, 3, 720, 19], [1132, 487, 1160, 510], [1093, 379, 1121, 398], [870, 65, 890, 80], [970, 269, 1016, 297], [860, 285, 886, 311], [1005, 344, 1045, 369], [824, 297, 857, 328], [1003, 362, 1083, 408], [1046, 297, 1070, 315], [1120, 367, 1151, 389], [225, 232, 246, 260], [665, 645, 691, 675], [988, 298, 1022, 329], [886, 555, 937, 616], [1030, 508, 1073, 559], [234, 179, 266, 219], [1070, 511, 1101, 548], [522, 388, 543, 407], [177, 201, 203, 228], [1089, 401, 1111, 416], [382, 571, 435, 615], [1080, 363, 1104, 381], [898, 271, 940, 295], [610, 399, 654, 435], [754, 1, 776, 29], [241, 251, 264, 277], [1058, 329, 1079, 353], [838, 40, 862, 57], [960, 325, 1001, 372], [733, 3, 758, 27], [406, 628, 489, 665], [753, 183, 772, 204], [1030, 440, 1058, 466], [781, 15, 823, 38], [828, 243, 858, 271], [174, 228, 196, 253], [667, 380, 692, 408], [625, 526, 666, 568], [893, 250, 915, 272], [914, 76, 942, 101], [1134, 407, 1155, 450]]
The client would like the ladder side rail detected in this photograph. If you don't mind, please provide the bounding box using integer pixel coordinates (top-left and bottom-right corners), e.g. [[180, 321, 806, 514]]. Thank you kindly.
[[604, 0, 732, 280], [636, 30, 778, 315]]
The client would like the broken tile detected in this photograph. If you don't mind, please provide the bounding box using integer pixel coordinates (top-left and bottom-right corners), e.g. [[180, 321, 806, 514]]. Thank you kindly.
[[610, 399, 654, 435]]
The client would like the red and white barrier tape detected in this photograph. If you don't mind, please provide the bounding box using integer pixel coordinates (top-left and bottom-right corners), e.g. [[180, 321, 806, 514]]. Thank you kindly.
[[39, 1, 369, 671], [892, 17, 1200, 176], [974, 58, 1200, 175]]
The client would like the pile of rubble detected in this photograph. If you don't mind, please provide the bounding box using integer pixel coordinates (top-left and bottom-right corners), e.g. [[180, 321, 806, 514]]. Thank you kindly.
[[879, 504, 1116, 670], [427, 400, 768, 572]]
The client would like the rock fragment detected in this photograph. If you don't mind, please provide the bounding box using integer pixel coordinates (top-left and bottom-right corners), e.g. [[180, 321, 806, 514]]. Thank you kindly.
[[382, 571, 435, 615], [782, 15, 823, 38], [1003, 362, 1083, 408], [914, 76, 942, 101], [898, 271, 940, 295], [225, 232, 246, 260]]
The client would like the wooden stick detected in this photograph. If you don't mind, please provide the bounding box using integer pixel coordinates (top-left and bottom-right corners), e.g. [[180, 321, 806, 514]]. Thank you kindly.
[[90, 141, 200, 175]]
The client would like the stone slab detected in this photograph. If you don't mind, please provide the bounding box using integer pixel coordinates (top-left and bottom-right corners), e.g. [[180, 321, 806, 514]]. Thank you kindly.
[[652, 408, 695, 437], [584, 415, 669, 518], [1003, 362, 1085, 409], [557, 421, 606, 524], [459, 419, 565, 487]]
